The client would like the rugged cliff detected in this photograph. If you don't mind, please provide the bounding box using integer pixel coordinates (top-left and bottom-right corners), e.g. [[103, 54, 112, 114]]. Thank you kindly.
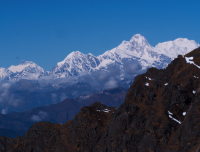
[[1, 48, 200, 151]]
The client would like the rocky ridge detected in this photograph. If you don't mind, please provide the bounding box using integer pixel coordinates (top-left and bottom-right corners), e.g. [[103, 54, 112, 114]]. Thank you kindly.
[[1, 48, 200, 151]]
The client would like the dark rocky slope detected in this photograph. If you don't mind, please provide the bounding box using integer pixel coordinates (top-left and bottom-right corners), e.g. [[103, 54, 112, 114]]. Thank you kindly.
[[1, 48, 200, 151]]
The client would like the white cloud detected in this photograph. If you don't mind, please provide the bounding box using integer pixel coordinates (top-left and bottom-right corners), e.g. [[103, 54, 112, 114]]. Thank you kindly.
[[104, 78, 117, 89]]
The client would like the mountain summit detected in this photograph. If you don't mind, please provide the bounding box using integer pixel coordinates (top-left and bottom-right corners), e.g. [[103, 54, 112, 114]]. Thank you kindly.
[[8, 60, 46, 80], [51, 51, 100, 78], [129, 34, 151, 46]]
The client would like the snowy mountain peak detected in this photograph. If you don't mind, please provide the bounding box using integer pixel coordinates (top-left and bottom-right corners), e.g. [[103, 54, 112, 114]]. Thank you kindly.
[[97, 34, 156, 70], [130, 34, 145, 41], [19, 60, 34, 65], [129, 34, 150, 46], [8, 60, 43, 73], [66, 51, 83, 58], [52, 51, 100, 77], [87, 53, 94, 56], [6, 61, 46, 80], [57, 51, 84, 67], [154, 38, 200, 58]]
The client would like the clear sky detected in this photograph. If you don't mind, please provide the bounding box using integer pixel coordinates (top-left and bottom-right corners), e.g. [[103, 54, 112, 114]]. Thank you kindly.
[[0, 0, 200, 71]]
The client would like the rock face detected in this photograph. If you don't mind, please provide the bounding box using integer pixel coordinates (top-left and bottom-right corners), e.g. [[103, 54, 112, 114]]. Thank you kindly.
[[2, 47, 200, 151]]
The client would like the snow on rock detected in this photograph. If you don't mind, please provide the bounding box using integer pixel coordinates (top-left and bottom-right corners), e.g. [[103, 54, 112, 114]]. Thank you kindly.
[[96, 109, 111, 113], [193, 91, 196, 94], [185, 57, 200, 68], [183, 112, 186, 116], [168, 111, 173, 115], [169, 115, 181, 124], [103, 109, 111, 113], [165, 83, 168, 86], [146, 77, 153, 80], [145, 83, 149, 86], [168, 111, 181, 124]]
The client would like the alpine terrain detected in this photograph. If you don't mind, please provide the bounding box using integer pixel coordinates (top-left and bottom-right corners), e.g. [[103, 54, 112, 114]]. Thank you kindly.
[[1, 47, 200, 151]]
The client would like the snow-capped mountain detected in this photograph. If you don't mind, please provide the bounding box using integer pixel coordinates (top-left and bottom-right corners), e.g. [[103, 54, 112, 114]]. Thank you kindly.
[[0, 34, 199, 81], [97, 34, 170, 71], [8, 60, 47, 80], [51, 51, 100, 78], [154, 38, 200, 59], [51, 34, 199, 79]]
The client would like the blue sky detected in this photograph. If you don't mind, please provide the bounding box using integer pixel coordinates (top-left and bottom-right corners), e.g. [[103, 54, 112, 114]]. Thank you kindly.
[[0, 0, 200, 71]]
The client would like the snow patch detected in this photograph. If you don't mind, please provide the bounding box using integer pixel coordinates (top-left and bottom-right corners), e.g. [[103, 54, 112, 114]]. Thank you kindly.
[[169, 115, 181, 124], [146, 77, 153, 80], [168, 110, 181, 124], [103, 109, 111, 113], [182, 112, 186, 116], [145, 83, 149, 86], [168, 111, 173, 115], [96, 109, 111, 113], [185, 57, 200, 68]]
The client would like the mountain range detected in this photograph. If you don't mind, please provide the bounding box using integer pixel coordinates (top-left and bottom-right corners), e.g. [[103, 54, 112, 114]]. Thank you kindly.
[[0, 34, 199, 116], [1, 46, 200, 151], [0, 34, 199, 81]]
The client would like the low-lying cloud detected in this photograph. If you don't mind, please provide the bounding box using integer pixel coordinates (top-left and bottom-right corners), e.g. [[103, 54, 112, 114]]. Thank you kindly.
[[0, 60, 147, 114], [31, 111, 48, 122]]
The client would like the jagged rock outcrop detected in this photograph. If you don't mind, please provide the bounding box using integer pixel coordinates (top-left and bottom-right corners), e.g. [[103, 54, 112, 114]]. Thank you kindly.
[[1, 48, 200, 151]]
